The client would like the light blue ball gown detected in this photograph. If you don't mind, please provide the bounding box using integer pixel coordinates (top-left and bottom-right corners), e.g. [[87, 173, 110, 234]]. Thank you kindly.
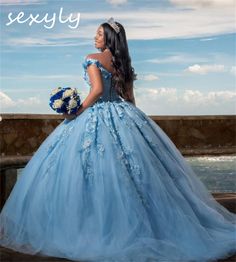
[[0, 57, 235, 262]]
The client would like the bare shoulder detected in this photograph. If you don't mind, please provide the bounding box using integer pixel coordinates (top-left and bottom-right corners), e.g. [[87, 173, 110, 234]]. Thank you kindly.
[[86, 52, 113, 73], [86, 52, 109, 62], [86, 53, 100, 60]]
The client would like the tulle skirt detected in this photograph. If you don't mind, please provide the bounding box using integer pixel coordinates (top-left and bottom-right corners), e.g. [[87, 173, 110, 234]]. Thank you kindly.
[[1, 99, 236, 262]]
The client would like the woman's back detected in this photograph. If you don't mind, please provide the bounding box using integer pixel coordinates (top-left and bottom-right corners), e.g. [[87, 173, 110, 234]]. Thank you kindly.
[[83, 55, 123, 102], [87, 49, 115, 75]]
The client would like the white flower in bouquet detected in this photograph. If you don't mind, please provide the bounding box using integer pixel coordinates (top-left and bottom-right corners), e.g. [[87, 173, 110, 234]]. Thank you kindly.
[[50, 87, 62, 96], [67, 98, 78, 114], [53, 99, 64, 109], [62, 89, 74, 100]]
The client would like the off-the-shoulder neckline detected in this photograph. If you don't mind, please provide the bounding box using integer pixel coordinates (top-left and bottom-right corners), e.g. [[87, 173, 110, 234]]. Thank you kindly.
[[84, 57, 113, 75]]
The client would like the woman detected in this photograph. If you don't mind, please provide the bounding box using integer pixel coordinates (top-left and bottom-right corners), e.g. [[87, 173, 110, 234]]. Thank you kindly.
[[0, 18, 236, 262]]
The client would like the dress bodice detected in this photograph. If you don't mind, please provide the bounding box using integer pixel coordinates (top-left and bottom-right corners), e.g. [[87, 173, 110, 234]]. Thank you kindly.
[[82, 57, 123, 103]]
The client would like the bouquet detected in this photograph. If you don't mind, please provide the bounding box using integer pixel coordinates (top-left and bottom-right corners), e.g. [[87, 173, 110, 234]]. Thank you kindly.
[[49, 87, 81, 115]]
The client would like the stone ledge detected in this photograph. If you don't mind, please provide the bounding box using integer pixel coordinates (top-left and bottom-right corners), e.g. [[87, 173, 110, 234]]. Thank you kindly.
[[0, 113, 62, 120], [1, 114, 235, 156], [212, 193, 236, 213], [180, 147, 236, 156], [0, 156, 31, 170], [150, 114, 236, 120], [1, 113, 235, 120]]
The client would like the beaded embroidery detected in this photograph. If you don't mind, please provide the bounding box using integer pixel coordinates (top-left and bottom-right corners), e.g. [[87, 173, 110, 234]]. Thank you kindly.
[[96, 102, 150, 208], [79, 57, 152, 208]]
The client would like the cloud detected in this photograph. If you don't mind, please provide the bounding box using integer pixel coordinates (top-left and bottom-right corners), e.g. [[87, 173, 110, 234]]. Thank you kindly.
[[147, 53, 209, 64], [17, 96, 41, 106], [0, 74, 81, 81], [3, 6, 235, 47], [6, 37, 91, 47], [0, 91, 15, 108], [182, 89, 236, 104], [0, 91, 42, 112], [135, 87, 236, 115], [169, 0, 235, 9], [0, 0, 44, 5], [139, 74, 159, 81], [78, 9, 235, 40], [1, 87, 235, 115], [185, 64, 226, 74], [135, 87, 178, 103], [106, 0, 127, 5], [199, 37, 217, 41], [230, 66, 236, 75]]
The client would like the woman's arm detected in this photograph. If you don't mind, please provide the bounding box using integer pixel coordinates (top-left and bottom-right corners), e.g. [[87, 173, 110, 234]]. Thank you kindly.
[[76, 64, 103, 116], [63, 62, 103, 120]]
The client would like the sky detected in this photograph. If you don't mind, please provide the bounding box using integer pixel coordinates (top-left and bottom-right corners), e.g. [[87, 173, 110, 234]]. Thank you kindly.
[[0, 0, 235, 116]]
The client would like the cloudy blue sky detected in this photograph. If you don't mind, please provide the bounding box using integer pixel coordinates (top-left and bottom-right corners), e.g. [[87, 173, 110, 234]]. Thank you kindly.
[[0, 0, 235, 115]]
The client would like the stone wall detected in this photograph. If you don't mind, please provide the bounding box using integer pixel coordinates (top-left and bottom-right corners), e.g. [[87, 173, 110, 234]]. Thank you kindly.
[[0, 114, 61, 157], [149, 114, 236, 155], [0, 114, 235, 157]]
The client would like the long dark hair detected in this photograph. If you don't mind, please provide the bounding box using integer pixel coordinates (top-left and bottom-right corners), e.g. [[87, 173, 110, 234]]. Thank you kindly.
[[100, 21, 137, 102]]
